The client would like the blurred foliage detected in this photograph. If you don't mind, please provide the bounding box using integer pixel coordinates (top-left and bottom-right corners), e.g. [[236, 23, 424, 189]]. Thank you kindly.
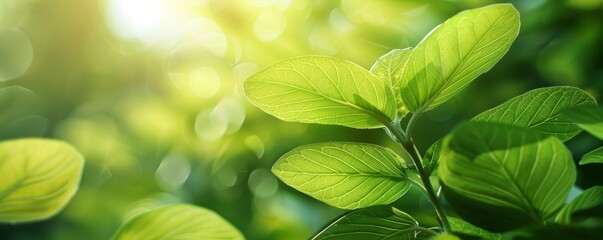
[[0, 0, 601, 239]]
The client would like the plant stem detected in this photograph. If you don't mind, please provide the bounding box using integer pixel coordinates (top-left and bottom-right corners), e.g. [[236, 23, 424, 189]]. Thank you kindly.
[[401, 141, 451, 232], [383, 119, 450, 231]]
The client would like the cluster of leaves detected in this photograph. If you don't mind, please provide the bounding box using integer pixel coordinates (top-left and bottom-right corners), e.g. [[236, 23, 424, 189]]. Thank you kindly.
[[244, 4, 603, 239]]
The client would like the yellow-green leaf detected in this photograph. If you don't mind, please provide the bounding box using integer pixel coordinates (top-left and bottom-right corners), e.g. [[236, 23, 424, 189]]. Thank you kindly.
[[245, 56, 396, 129], [370, 48, 413, 117], [400, 4, 520, 112], [112, 204, 244, 240], [273, 142, 411, 209], [0, 138, 84, 223]]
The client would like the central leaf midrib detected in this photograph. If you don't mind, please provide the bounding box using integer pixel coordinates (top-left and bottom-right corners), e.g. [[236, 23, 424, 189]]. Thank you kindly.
[[275, 170, 406, 181], [412, 8, 512, 112], [265, 81, 392, 126]]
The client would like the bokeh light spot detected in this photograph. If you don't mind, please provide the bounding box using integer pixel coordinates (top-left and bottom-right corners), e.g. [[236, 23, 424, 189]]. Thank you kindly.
[[195, 109, 228, 142], [253, 11, 287, 42], [184, 18, 228, 57], [0, 28, 33, 81], [155, 154, 191, 190], [248, 168, 278, 198], [106, 0, 164, 44], [188, 67, 221, 98], [244, 135, 265, 159]]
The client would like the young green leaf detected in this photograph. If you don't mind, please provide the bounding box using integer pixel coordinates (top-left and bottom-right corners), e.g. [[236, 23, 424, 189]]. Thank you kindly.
[[563, 105, 603, 140], [370, 48, 412, 117], [422, 140, 441, 176], [312, 205, 432, 240], [112, 204, 244, 240], [473, 86, 596, 141], [244, 56, 396, 129], [439, 122, 576, 231], [400, 4, 520, 113], [272, 142, 411, 209], [555, 186, 603, 224], [580, 146, 603, 165], [0, 138, 84, 223], [448, 217, 501, 240]]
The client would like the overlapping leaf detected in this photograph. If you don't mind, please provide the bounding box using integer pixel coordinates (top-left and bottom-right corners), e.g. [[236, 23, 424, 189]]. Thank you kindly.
[[112, 204, 244, 240], [370, 48, 412, 117], [313, 206, 428, 240], [555, 186, 603, 224], [563, 105, 603, 140], [440, 122, 576, 231], [400, 4, 520, 112], [0, 139, 84, 223], [245, 56, 396, 129], [580, 146, 603, 165], [448, 217, 501, 240], [272, 142, 411, 209], [474, 86, 596, 141]]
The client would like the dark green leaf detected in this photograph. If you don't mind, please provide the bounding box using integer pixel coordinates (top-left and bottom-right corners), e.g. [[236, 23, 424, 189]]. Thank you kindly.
[[448, 217, 501, 240], [580, 146, 603, 165], [563, 105, 603, 140], [555, 186, 603, 224], [439, 122, 576, 231]]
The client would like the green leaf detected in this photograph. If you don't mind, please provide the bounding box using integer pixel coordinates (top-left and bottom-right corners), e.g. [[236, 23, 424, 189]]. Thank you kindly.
[[563, 105, 603, 140], [423, 140, 442, 176], [473, 86, 596, 141], [555, 186, 603, 224], [430, 233, 461, 240], [580, 146, 603, 165], [400, 4, 520, 112], [244, 56, 396, 129], [272, 142, 411, 209], [370, 48, 413, 117], [448, 217, 501, 240], [112, 204, 244, 240], [0, 138, 84, 223], [313, 205, 431, 240], [439, 122, 576, 231]]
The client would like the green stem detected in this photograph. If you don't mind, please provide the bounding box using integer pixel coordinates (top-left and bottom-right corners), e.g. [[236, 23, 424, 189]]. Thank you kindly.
[[402, 141, 450, 232], [383, 114, 451, 232]]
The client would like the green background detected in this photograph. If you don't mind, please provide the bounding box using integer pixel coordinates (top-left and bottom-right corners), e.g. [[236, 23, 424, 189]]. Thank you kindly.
[[1, 0, 601, 239]]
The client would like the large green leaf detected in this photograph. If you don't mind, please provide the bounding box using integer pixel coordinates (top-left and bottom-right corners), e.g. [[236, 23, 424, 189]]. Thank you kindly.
[[112, 204, 244, 240], [580, 146, 603, 165], [563, 105, 603, 140], [400, 4, 520, 112], [0, 139, 84, 223], [313, 205, 431, 240], [555, 186, 603, 224], [272, 142, 411, 209], [448, 217, 501, 240], [244, 56, 396, 129], [473, 86, 596, 141], [370, 48, 413, 117], [439, 122, 576, 231]]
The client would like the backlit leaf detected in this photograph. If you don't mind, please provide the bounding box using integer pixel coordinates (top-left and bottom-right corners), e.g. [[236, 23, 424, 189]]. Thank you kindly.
[[563, 105, 603, 140], [448, 217, 501, 240], [313, 205, 429, 240], [245, 56, 396, 129], [474, 86, 596, 141], [370, 48, 412, 117], [112, 204, 244, 240], [580, 146, 603, 165], [272, 142, 411, 209], [0, 138, 84, 223], [440, 122, 576, 231], [555, 186, 603, 224], [400, 4, 520, 112]]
